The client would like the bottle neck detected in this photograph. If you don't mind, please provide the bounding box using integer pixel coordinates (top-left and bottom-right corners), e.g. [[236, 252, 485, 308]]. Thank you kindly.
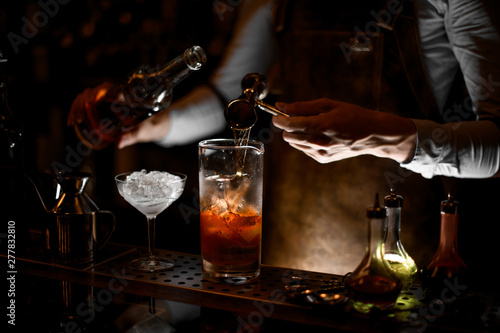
[[384, 207, 401, 250], [437, 212, 460, 254], [368, 217, 385, 255], [124, 53, 198, 112], [159, 45, 206, 89], [159, 55, 193, 89]]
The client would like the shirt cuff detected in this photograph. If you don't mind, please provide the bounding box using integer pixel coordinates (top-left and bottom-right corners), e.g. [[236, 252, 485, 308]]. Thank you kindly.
[[401, 119, 500, 178], [400, 119, 444, 179]]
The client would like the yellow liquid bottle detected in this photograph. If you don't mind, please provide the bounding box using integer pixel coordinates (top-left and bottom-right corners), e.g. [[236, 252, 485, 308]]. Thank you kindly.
[[383, 190, 418, 292], [345, 194, 402, 313]]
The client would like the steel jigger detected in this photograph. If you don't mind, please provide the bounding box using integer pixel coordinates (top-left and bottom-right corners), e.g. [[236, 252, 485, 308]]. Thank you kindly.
[[225, 73, 289, 130]]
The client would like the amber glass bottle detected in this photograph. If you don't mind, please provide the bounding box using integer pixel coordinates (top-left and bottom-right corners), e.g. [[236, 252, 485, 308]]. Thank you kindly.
[[345, 194, 401, 313], [419, 194, 468, 299]]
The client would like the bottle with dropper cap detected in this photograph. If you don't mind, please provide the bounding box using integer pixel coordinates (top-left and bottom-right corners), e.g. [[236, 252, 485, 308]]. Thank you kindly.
[[345, 193, 402, 313], [383, 189, 418, 292], [419, 193, 468, 299]]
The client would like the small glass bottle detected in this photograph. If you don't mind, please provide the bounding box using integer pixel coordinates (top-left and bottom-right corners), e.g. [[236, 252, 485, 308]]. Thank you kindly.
[[419, 193, 468, 298], [345, 194, 401, 313], [74, 45, 207, 150], [383, 190, 418, 292]]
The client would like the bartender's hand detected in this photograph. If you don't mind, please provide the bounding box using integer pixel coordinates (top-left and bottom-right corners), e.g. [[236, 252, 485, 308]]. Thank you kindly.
[[67, 82, 114, 127], [272, 98, 417, 163], [117, 111, 170, 149]]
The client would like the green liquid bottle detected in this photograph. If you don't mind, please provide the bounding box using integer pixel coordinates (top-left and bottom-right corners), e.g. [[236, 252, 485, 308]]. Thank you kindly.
[[383, 190, 418, 292], [345, 194, 402, 313]]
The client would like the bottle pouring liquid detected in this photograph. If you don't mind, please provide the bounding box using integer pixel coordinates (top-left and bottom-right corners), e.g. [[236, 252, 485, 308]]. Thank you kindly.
[[74, 45, 207, 150]]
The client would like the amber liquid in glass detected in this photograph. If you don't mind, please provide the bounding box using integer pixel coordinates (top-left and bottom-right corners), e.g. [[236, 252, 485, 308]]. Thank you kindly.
[[346, 275, 401, 308], [200, 209, 261, 268]]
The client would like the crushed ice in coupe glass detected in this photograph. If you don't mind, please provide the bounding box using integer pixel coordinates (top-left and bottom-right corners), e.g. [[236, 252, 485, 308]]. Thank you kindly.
[[115, 170, 186, 272]]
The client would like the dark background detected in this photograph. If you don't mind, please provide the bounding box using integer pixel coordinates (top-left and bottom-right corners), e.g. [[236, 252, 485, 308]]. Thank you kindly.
[[0, 0, 240, 254], [3, 0, 499, 293]]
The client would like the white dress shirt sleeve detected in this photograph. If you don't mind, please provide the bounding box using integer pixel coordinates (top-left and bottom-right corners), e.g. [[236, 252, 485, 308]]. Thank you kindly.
[[155, 0, 276, 147], [402, 0, 500, 178]]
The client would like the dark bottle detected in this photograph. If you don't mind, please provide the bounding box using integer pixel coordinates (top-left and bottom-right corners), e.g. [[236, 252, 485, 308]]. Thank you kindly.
[[345, 194, 401, 314], [419, 194, 468, 299], [74, 45, 207, 150], [0, 54, 28, 251]]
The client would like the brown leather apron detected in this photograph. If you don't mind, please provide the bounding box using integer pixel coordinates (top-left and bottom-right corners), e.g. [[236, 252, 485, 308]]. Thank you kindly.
[[260, 0, 445, 275]]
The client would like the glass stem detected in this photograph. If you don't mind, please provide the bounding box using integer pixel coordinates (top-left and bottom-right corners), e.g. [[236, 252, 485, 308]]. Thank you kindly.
[[147, 216, 157, 263], [149, 297, 156, 315]]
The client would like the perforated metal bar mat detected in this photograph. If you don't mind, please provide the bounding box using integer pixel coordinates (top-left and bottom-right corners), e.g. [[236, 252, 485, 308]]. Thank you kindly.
[[93, 248, 327, 306], [10, 245, 500, 331]]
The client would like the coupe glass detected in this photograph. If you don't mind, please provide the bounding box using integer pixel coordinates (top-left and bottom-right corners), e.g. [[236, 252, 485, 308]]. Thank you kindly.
[[115, 170, 186, 272]]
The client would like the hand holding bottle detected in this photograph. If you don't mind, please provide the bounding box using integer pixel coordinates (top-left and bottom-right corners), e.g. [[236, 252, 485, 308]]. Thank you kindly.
[[68, 82, 172, 149], [272, 98, 417, 163], [67, 46, 206, 150], [116, 109, 171, 149], [67, 82, 114, 128]]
